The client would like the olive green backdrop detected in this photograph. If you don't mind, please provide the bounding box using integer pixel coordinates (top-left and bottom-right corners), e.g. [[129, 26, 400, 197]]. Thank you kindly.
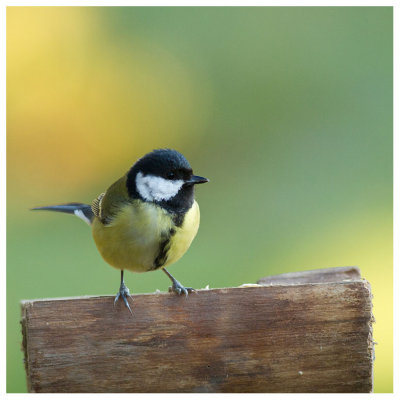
[[7, 7, 392, 392]]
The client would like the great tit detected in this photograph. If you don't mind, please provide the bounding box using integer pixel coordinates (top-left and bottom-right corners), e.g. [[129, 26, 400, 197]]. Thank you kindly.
[[32, 149, 209, 314]]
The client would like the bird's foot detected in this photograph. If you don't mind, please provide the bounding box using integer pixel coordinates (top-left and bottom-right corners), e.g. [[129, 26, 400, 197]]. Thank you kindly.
[[168, 279, 195, 297], [114, 281, 134, 315]]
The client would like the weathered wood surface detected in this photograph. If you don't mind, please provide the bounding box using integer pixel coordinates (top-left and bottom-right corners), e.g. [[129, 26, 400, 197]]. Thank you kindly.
[[21, 268, 374, 393], [257, 266, 361, 285]]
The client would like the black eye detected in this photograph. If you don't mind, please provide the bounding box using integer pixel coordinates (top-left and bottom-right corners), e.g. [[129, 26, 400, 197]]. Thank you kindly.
[[167, 172, 175, 180]]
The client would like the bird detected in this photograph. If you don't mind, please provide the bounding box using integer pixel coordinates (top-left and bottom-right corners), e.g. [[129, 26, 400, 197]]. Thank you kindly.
[[32, 149, 209, 314]]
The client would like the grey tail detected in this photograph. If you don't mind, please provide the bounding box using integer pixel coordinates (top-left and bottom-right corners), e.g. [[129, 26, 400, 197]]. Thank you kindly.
[[31, 203, 94, 225]]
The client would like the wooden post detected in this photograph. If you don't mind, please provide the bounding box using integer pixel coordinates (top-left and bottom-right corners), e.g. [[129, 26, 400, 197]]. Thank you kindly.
[[21, 267, 374, 393]]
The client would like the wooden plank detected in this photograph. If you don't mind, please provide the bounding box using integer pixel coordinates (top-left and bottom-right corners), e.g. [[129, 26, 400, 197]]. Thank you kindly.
[[21, 278, 374, 393], [257, 266, 361, 285]]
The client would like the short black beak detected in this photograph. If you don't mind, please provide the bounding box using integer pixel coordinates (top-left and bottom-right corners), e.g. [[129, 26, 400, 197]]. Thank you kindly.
[[186, 175, 209, 185]]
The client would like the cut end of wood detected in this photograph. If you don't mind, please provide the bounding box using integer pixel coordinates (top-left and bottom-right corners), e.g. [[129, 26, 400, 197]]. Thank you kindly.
[[21, 266, 374, 393]]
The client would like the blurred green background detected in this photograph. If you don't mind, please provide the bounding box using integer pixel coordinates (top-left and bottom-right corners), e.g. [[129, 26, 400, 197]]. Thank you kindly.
[[7, 7, 392, 393]]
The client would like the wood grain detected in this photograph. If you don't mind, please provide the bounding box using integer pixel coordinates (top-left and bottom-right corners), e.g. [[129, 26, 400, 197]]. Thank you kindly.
[[21, 270, 374, 393]]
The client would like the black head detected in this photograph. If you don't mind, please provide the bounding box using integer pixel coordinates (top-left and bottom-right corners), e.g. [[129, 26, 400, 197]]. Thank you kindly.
[[126, 149, 208, 214]]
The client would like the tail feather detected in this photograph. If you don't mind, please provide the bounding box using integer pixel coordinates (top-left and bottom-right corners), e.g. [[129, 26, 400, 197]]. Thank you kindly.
[[31, 203, 94, 225]]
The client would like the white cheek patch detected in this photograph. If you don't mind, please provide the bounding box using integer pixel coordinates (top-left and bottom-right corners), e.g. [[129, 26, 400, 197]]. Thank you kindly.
[[136, 172, 184, 202]]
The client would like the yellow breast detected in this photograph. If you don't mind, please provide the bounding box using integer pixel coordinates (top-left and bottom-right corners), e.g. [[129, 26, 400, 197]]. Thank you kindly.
[[164, 200, 200, 267], [91, 200, 200, 273]]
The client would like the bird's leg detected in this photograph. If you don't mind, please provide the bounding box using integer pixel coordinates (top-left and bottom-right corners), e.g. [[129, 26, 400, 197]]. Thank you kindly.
[[162, 268, 195, 297], [114, 270, 133, 314]]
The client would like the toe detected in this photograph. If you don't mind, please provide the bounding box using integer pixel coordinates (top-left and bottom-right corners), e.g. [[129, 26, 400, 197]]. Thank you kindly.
[[175, 286, 183, 295], [122, 295, 133, 315]]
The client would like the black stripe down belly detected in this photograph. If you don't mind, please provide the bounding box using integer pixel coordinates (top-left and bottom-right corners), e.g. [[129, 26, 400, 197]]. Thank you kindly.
[[152, 228, 176, 270]]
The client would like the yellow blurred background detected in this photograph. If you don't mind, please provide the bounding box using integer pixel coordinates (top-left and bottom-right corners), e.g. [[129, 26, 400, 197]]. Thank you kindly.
[[7, 7, 392, 392]]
